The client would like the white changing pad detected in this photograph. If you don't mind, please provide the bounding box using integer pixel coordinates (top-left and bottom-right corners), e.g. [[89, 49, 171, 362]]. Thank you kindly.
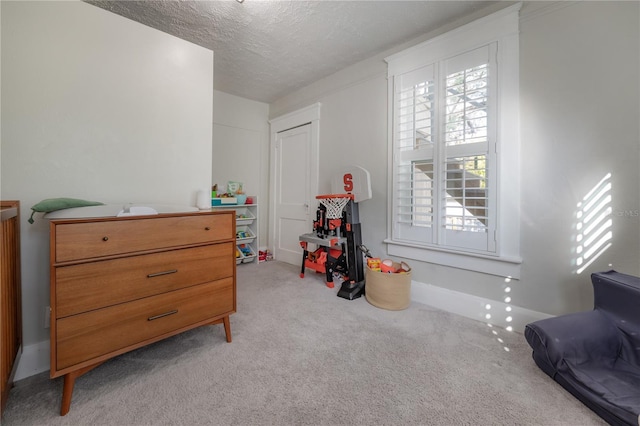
[[44, 203, 199, 219]]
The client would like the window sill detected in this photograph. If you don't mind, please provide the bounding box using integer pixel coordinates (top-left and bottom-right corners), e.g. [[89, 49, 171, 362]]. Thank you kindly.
[[384, 239, 522, 279]]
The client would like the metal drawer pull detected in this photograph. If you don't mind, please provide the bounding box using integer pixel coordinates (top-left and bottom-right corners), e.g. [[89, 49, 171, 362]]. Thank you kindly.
[[147, 310, 178, 321], [147, 269, 178, 278]]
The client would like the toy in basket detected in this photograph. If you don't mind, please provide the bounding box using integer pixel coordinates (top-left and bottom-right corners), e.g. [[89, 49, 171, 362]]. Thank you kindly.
[[365, 260, 412, 310]]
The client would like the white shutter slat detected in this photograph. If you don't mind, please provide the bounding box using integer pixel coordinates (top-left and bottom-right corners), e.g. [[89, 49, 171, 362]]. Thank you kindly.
[[444, 142, 486, 158]]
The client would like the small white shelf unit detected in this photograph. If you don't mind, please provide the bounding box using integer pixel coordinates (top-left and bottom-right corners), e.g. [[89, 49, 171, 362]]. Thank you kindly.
[[211, 197, 259, 265]]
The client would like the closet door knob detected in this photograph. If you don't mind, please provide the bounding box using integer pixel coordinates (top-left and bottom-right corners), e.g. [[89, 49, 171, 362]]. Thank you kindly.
[[102, 236, 109, 241]]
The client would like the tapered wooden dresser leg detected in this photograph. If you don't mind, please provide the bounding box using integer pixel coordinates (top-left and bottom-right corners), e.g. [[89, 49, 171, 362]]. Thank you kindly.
[[223, 316, 232, 343], [60, 373, 76, 416], [59, 362, 103, 416]]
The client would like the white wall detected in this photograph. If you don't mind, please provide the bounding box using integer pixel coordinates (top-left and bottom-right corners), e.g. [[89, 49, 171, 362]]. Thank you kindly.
[[518, 1, 639, 313], [212, 90, 270, 248], [270, 1, 639, 322], [1, 1, 213, 378]]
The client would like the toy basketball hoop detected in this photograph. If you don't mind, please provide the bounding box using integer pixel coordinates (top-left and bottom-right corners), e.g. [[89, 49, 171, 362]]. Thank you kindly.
[[330, 165, 372, 203], [316, 193, 354, 219]]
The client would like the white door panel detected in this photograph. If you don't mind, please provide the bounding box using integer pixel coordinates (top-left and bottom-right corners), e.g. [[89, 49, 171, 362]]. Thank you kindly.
[[277, 217, 309, 265], [274, 124, 313, 265]]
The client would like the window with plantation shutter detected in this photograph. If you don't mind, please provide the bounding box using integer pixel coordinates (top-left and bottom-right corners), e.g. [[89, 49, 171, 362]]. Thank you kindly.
[[385, 4, 522, 278]]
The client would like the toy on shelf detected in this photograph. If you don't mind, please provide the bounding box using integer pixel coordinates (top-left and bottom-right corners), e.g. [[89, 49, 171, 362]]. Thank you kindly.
[[211, 181, 247, 206], [237, 243, 255, 263]]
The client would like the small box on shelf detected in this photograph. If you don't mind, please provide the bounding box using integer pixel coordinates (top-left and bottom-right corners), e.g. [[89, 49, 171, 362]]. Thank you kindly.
[[212, 197, 237, 206], [259, 250, 272, 262]]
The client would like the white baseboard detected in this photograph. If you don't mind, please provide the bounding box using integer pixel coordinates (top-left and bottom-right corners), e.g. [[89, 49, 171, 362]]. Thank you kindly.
[[410, 280, 553, 333], [14, 281, 552, 381], [14, 340, 50, 381]]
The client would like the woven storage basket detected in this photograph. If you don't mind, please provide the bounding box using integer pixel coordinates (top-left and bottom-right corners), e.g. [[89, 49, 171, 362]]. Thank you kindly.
[[365, 262, 411, 310]]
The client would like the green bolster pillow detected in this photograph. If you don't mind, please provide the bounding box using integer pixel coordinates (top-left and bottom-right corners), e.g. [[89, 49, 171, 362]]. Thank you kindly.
[[29, 198, 104, 224]]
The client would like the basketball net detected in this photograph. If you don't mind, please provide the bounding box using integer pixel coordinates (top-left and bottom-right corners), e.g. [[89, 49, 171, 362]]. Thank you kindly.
[[316, 194, 354, 219]]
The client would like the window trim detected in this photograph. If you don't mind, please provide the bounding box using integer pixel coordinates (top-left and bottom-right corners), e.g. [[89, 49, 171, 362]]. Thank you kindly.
[[385, 3, 522, 278]]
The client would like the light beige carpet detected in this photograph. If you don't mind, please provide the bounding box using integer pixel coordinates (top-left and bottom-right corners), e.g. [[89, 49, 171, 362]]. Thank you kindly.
[[3, 261, 605, 425]]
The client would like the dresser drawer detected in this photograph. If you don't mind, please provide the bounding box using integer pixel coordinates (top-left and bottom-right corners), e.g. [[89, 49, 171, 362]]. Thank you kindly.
[[54, 243, 234, 318], [55, 278, 234, 371], [53, 213, 234, 263]]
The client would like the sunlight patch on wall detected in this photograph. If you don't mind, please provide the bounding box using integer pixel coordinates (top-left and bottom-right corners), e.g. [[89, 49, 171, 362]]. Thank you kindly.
[[574, 173, 612, 274]]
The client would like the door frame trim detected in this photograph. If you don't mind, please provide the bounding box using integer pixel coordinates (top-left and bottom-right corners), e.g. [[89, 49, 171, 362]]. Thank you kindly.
[[268, 103, 321, 260]]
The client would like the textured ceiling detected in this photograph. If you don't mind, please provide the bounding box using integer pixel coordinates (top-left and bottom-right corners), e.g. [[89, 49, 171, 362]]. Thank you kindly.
[[85, 1, 498, 104]]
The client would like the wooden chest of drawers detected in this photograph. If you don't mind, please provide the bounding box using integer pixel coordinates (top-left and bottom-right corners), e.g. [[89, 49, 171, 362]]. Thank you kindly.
[[49, 211, 235, 415]]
